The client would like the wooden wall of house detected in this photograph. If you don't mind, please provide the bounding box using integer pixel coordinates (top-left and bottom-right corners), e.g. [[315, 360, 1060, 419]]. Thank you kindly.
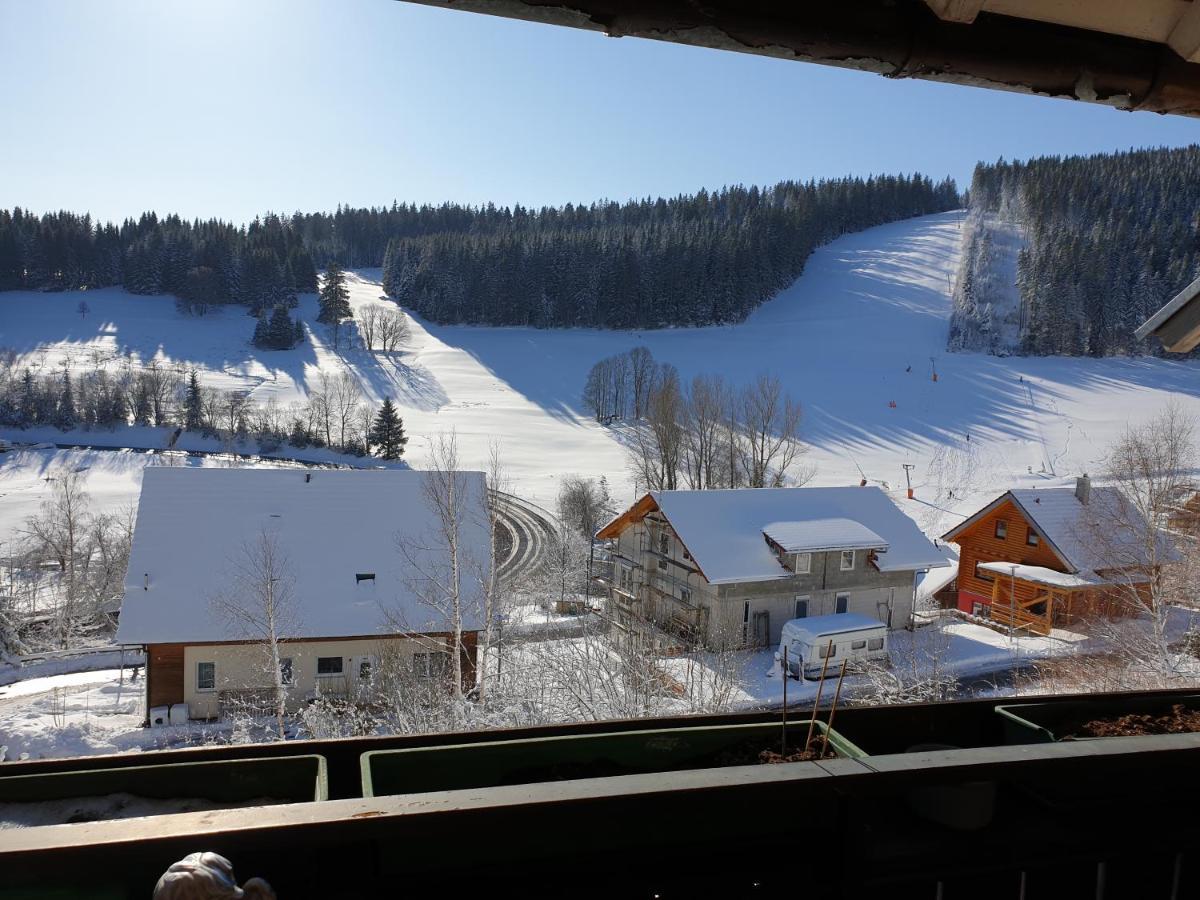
[[952, 499, 1066, 611], [147, 643, 185, 708]]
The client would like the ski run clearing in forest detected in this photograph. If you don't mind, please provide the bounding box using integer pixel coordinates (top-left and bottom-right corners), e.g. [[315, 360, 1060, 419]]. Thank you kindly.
[[4, 210, 1200, 539]]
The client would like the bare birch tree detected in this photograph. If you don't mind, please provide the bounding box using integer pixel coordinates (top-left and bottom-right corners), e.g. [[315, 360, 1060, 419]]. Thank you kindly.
[[211, 530, 299, 740], [1076, 402, 1197, 680], [392, 430, 486, 701]]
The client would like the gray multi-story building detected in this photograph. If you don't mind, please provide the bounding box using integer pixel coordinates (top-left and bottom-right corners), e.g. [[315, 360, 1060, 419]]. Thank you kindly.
[[595, 486, 951, 651]]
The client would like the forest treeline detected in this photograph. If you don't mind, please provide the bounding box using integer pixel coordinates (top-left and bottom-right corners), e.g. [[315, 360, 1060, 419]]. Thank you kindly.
[[2, 173, 956, 329], [381, 176, 958, 328], [950, 146, 1200, 357]]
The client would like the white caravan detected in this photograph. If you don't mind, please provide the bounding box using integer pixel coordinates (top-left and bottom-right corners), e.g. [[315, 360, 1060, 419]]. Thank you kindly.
[[778, 613, 888, 679]]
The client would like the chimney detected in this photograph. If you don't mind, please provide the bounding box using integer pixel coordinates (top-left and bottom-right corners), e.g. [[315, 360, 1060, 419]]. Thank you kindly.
[[1075, 474, 1091, 505]]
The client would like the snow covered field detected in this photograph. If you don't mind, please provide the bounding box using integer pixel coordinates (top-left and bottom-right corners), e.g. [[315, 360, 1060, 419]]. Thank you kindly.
[[5, 210, 1200, 518]]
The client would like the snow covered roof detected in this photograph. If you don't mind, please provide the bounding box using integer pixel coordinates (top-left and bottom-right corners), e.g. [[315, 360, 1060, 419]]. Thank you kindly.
[[607, 486, 950, 585], [782, 613, 887, 639], [976, 562, 1099, 589], [944, 485, 1161, 578], [763, 518, 888, 554], [115, 468, 490, 645]]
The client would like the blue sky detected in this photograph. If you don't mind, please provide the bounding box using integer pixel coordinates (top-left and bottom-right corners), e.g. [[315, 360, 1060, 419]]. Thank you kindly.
[[3, 0, 1199, 225]]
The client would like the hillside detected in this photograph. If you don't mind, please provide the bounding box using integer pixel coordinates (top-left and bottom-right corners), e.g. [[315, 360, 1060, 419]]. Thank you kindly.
[[951, 146, 1200, 357], [6, 211, 1200, 534]]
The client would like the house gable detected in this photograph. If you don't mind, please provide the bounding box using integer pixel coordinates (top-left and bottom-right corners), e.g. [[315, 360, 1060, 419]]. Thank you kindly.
[[946, 495, 1073, 606]]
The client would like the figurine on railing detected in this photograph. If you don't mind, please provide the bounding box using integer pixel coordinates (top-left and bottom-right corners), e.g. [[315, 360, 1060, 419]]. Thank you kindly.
[[153, 852, 275, 899]]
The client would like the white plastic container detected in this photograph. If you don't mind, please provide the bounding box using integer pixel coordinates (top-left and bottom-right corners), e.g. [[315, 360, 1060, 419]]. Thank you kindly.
[[149, 705, 169, 727], [168, 703, 189, 725]]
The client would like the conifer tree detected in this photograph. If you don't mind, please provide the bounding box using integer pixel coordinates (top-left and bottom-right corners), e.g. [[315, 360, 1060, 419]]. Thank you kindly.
[[318, 262, 351, 324], [369, 398, 407, 460], [184, 370, 204, 430], [56, 371, 76, 430]]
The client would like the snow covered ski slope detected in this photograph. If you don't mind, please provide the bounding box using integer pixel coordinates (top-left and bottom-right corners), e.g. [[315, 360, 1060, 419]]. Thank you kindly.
[[5, 210, 1200, 524]]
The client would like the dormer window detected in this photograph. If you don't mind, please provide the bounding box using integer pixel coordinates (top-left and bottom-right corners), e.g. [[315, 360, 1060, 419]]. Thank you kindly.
[[794, 552, 811, 574]]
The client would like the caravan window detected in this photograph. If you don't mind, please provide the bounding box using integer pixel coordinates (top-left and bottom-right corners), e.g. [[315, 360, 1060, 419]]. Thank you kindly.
[[819, 643, 837, 659], [868, 638, 884, 651], [851, 640, 867, 650]]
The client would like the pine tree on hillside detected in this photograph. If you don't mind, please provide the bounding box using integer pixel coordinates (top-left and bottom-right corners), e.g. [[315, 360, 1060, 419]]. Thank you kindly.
[[318, 262, 351, 324], [19, 370, 37, 426], [184, 370, 204, 430], [369, 398, 407, 460], [252, 305, 303, 351], [56, 371, 76, 430]]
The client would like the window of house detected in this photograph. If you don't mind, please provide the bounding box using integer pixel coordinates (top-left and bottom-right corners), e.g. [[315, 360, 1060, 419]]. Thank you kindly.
[[658, 558, 667, 571], [819, 643, 837, 659], [358, 659, 372, 680], [743, 601, 750, 624], [835, 593, 850, 614], [851, 639, 867, 650], [316, 656, 343, 676], [659, 532, 670, 555], [794, 596, 809, 619], [279, 657, 293, 686], [1026, 529, 1040, 547], [974, 563, 994, 582], [995, 519, 1008, 539], [794, 552, 811, 574], [867, 638, 884, 651], [680, 588, 691, 604], [414, 652, 448, 678], [840, 550, 855, 571], [197, 661, 215, 691]]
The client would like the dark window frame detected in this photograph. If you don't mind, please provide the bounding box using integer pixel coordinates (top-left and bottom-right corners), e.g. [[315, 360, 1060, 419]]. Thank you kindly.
[[197, 661, 216, 692], [316, 656, 344, 676]]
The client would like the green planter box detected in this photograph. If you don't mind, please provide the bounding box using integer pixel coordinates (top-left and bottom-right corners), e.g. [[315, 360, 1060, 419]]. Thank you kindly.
[[363, 720, 864, 797], [0, 754, 327, 828], [995, 694, 1200, 744]]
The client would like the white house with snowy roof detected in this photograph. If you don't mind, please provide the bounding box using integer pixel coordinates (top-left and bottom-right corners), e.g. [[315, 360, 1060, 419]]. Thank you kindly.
[[115, 467, 490, 722], [595, 486, 951, 650]]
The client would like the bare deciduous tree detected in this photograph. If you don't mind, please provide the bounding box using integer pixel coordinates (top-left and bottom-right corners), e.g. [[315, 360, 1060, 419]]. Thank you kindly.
[[376, 308, 410, 353], [211, 530, 299, 740], [392, 431, 486, 701], [1077, 402, 1197, 680], [739, 373, 809, 488]]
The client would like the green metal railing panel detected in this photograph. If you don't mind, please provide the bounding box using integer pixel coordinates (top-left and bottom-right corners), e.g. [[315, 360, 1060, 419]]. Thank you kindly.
[[995, 693, 1200, 744], [362, 720, 864, 797], [0, 754, 327, 810]]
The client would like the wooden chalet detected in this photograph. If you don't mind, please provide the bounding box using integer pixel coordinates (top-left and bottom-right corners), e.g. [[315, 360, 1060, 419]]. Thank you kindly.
[[940, 476, 1153, 636]]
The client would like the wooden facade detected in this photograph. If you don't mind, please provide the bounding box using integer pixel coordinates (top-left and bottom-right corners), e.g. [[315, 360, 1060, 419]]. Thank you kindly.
[[146, 642, 184, 709], [952, 499, 1065, 614], [945, 495, 1147, 636]]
